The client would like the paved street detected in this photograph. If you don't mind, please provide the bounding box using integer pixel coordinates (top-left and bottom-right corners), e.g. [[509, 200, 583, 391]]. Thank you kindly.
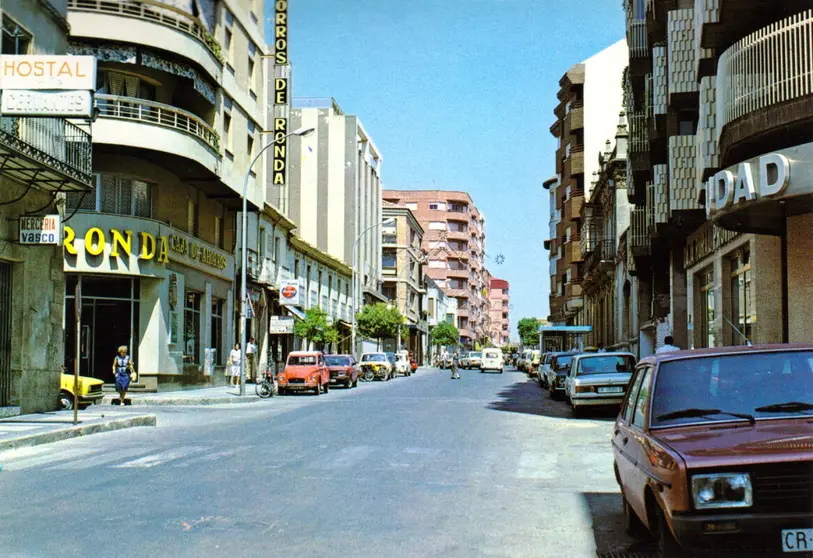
[[0, 367, 649, 558]]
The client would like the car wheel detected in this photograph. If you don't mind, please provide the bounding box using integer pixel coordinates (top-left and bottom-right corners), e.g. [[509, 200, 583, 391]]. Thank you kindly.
[[499, 368, 503, 374], [314, 382, 321, 396], [570, 403, 582, 417], [655, 506, 683, 557], [59, 390, 74, 410], [353, 377, 359, 387], [324, 381, 329, 394], [622, 492, 648, 539]]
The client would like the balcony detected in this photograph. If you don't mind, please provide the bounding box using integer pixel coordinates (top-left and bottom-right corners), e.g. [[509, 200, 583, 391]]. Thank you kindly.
[[630, 207, 652, 256], [246, 251, 261, 282], [564, 144, 585, 177], [447, 230, 468, 242], [667, 9, 699, 102], [584, 238, 616, 275], [716, 11, 813, 154], [567, 101, 584, 131], [67, 0, 223, 82], [446, 268, 468, 280], [94, 94, 221, 174], [628, 111, 649, 154], [0, 116, 92, 191], [565, 282, 584, 313], [565, 239, 583, 263], [627, 18, 648, 60], [668, 136, 701, 212]]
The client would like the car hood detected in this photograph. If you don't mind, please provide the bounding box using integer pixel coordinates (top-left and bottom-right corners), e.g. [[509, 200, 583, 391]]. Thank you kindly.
[[573, 372, 632, 385], [327, 365, 351, 371], [654, 419, 813, 468], [283, 366, 318, 378]]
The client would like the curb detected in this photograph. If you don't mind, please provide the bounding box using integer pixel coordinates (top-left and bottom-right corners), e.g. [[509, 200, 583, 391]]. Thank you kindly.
[[102, 395, 267, 406], [0, 414, 157, 451]]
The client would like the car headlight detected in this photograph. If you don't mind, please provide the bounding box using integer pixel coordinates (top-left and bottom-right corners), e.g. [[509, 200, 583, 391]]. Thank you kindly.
[[692, 473, 752, 509]]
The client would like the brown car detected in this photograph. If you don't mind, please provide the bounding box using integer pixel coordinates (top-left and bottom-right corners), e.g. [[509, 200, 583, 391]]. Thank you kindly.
[[277, 351, 330, 395], [325, 354, 359, 388], [613, 344, 813, 557]]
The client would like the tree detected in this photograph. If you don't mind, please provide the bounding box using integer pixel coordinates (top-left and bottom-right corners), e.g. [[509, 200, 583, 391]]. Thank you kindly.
[[517, 317, 541, 347], [430, 320, 459, 348], [356, 303, 404, 342], [293, 307, 338, 350]]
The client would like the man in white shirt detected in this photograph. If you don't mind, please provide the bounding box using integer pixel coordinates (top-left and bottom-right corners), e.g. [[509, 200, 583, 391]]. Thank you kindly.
[[246, 336, 258, 382], [656, 335, 681, 354]]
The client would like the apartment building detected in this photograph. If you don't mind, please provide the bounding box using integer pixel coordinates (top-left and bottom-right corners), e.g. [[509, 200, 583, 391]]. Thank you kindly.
[[61, 0, 271, 390], [381, 203, 427, 361], [488, 279, 511, 347], [383, 190, 488, 347], [623, 0, 812, 351], [426, 276, 459, 358], [287, 98, 385, 324], [545, 40, 629, 326], [0, 3, 93, 414]]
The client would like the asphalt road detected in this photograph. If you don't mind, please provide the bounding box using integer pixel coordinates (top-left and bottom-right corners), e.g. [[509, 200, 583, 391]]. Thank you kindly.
[[0, 367, 652, 558]]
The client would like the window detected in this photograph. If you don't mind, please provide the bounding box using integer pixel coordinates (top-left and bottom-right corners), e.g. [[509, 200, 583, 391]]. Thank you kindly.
[[405, 202, 417, 210], [184, 291, 201, 364], [68, 175, 152, 217], [382, 250, 397, 269], [187, 200, 197, 235], [429, 222, 447, 231], [429, 202, 446, 211], [211, 298, 224, 364], [215, 217, 224, 249], [224, 9, 234, 68], [247, 121, 256, 161], [294, 259, 300, 280], [697, 267, 715, 348], [248, 42, 257, 96], [273, 236, 280, 263], [729, 248, 753, 345], [259, 226, 266, 258], [1, 16, 31, 54], [630, 367, 653, 429], [223, 97, 233, 155]]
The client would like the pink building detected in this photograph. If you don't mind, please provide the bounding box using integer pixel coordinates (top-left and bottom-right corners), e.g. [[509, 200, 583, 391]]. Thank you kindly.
[[489, 279, 510, 346]]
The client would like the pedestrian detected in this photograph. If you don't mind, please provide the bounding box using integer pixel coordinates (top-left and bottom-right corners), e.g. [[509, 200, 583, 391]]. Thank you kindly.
[[246, 337, 257, 383], [597, 342, 607, 353], [112, 345, 135, 406], [451, 351, 461, 380], [656, 335, 681, 354], [227, 343, 242, 387]]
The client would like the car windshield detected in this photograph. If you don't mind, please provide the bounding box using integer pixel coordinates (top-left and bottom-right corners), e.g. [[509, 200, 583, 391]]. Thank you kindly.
[[362, 354, 387, 363], [325, 356, 350, 366], [470, 352, 482, 358], [553, 355, 573, 371], [577, 355, 636, 375], [651, 351, 813, 427], [288, 355, 317, 366]]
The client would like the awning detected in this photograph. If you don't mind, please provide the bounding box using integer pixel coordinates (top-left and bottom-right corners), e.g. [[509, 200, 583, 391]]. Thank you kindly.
[[284, 305, 306, 320]]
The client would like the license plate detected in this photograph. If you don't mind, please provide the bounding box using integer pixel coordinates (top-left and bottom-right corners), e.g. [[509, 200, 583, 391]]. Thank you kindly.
[[783, 529, 813, 553], [597, 386, 624, 394]]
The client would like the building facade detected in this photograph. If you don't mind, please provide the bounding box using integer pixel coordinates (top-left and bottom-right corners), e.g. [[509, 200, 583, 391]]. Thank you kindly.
[[488, 279, 510, 347], [0, 2, 93, 414], [621, 0, 810, 353], [426, 276, 458, 358], [382, 190, 489, 347], [62, 0, 269, 390], [381, 202, 427, 361], [545, 40, 629, 326]]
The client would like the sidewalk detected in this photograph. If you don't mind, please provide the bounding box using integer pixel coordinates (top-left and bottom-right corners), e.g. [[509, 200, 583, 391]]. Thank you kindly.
[[101, 385, 270, 406], [0, 408, 156, 451]]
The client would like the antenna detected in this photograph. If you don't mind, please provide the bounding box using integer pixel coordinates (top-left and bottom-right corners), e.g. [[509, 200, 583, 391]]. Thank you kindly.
[[722, 316, 753, 348]]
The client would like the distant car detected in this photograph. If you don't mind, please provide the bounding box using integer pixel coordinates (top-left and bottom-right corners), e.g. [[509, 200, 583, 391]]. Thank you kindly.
[[277, 351, 330, 395], [324, 354, 358, 388], [614, 344, 813, 557], [547, 352, 578, 399], [360, 352, 393, 380], [564, 352, 637, 416], [526, 350, 542, 377], [465, 351, 483, 369], [59, 372, 104, 410], [480, 348, 504, 373], [394, 351, 411, 377], [538, 353, 556, 388]]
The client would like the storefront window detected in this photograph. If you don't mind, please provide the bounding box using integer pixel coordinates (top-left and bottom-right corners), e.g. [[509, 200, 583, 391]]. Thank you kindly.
[[729, 248, 753, 345], [184, 291, 201, 363], [697, 267, 715, 348], [66, 175, 152, 217], [211, 298, 223, 365]]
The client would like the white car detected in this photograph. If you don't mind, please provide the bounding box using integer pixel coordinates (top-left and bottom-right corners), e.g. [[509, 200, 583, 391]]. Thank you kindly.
[[564, 352, 637, 415], [394, 351, 411, 376], [479, 348, 504, 373]]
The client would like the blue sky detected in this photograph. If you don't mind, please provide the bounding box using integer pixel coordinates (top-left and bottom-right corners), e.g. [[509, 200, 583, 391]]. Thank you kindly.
[[276, 0, 624, 339]]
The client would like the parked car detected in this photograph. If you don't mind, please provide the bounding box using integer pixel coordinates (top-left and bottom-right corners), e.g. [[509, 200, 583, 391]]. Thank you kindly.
[[564, 352, 636, 416], [526, 350, 542, 377], [538, 353, 555, 388], [547, 352, 577, 399], [465, 351, 483, 370], [394, 351, 411, 377], [277, 351, 330, 395], [59, 372, 104, 410], [324, 354, 358, 388], [613, 344, 813, 557], [480, 348, 504, 373], [518, 349, 533, 372], [360, 352, 394, 380]]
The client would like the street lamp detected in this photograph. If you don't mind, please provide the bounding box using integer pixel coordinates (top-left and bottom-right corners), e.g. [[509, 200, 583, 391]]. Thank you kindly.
[[238, 126, 315, 396], [351, 217, 396, 358]]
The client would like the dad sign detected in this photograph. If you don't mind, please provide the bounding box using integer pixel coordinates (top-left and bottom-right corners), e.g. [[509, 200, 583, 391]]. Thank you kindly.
[[705, 153, 791, 218]]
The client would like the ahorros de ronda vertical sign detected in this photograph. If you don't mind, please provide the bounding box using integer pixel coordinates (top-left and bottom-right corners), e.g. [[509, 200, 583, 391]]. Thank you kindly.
[[272, 0, 289, 190]]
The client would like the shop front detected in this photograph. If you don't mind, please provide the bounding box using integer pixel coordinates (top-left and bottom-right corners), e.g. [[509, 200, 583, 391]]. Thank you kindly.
[[63, 214, 234, 390]]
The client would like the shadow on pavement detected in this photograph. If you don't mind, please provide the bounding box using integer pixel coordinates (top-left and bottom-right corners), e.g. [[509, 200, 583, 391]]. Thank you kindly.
[[486, 377, 616, 422], [581, 492, 657, 558]]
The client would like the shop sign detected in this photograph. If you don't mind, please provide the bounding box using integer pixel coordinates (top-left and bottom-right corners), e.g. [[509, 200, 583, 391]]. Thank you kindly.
[[273, 1, 288, 65], [0, 55, 96, 90], [19, 214, 61, 245], [272, 117, 287, 186], [1, 90, 93, 118], [279, 279, 301, 306], [269, 315, 294, 334], [706, 153, 791, 218], [169, 235, 228, 270], [63, 226, 169, 262]]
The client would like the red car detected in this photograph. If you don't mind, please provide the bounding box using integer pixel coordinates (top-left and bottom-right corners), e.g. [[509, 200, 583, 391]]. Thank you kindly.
[[325, 354, 359, 389], [277, 351, 330, 395]]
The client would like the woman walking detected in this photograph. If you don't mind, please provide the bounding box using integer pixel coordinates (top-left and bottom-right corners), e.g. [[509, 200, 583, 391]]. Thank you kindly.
[[227, 344, 242, 387], [112, 345, 134, 406]]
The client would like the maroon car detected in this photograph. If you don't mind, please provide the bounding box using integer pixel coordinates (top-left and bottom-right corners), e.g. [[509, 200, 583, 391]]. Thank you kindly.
[[325, 354, 358, 389], [613, 344, 813, 557]]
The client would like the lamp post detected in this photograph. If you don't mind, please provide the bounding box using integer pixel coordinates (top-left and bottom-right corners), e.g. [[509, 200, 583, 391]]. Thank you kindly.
[[351, 217, 396, 358], [238, 126, 315, 396]]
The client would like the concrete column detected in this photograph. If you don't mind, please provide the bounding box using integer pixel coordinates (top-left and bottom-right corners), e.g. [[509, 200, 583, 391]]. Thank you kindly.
[[787, 213, 813, 342], [670, 244, 688, 350], [203, 282, 212, 376], [138, 277, 165, 391]]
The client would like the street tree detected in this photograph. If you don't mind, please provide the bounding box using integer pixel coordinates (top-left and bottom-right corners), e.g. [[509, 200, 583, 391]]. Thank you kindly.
[[355, 303, 405, 345], [517, 317, 540, 347], [430, 320, 459, 350], [293, 307, 339, 350]]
